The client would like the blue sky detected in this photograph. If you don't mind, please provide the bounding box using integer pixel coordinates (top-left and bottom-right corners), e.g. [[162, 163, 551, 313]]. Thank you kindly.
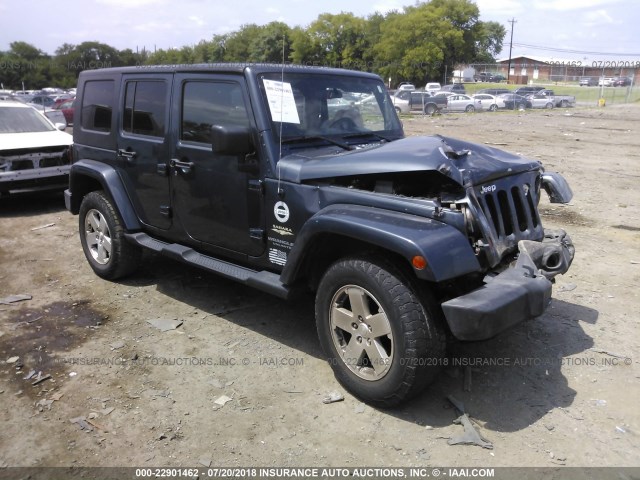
[[0, 0, 638, 61]]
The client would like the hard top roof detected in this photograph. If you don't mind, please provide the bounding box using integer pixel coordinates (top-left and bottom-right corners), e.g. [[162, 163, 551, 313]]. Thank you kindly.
[[79, 63, 382, 80]]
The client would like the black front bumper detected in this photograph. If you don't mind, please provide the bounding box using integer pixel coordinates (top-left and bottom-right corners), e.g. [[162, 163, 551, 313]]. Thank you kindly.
[[441, 229, 574, 341]]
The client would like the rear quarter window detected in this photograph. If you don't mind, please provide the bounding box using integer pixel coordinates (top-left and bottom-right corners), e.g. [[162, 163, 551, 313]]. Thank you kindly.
[[80, 80, 114, 132]]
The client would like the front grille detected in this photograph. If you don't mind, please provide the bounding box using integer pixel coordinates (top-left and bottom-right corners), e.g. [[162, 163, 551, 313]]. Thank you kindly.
[[477, 179, 543, 245]]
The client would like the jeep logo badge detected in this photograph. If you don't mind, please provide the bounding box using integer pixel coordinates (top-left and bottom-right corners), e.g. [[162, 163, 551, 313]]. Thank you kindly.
[[480, 184, 497, 194], [274, 201, 290, 223]]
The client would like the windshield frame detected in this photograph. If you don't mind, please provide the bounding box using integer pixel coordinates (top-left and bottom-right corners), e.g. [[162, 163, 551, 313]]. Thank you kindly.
[[256, 71, 403, 155]]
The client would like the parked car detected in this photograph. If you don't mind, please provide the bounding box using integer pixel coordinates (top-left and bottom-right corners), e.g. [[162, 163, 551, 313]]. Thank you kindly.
[[0, 101, 72, 195], [579, 77, 597, 86], [424, 82, 441, 95], [471, 94, 499, 111], [66, 64, 575, 407], [53, 99, 75, 124], [445, 94, 479, 112], [526, 94, 554, 109], [536, 89, 575, 108], [27, 95, 57, 108], [513, 86, 545, 96], [397, 82, 415, 92], [613, 77, 631, 87], [440, 83, 466, 93], [599, 77, 615, 86], [393, 91, 447, 114], [498, 93, 531, 110], [476, 88, 511, 96]]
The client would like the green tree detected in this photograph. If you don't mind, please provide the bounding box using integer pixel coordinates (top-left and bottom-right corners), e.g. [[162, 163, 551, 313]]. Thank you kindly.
[[290, 12, 368, 68], [374, 0, 504, 86]]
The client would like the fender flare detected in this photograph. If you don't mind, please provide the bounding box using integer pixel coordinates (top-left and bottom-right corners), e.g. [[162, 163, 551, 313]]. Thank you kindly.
[[281, 204, 481, 284], [66, 159, 141, 231]]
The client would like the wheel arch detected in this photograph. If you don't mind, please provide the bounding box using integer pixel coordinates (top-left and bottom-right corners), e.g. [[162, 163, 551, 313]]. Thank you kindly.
[[67, 159, 141, 231], [280, 204, 481, 288]]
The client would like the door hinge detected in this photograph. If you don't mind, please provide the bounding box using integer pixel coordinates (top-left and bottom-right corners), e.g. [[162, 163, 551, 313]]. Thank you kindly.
[[160, 205, 172, 217], [157, 163, 168, 176], [248, 179, 264, 195]]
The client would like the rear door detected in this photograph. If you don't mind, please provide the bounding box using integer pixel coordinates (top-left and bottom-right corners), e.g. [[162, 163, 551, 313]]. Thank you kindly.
[[170, 74, 265, 257], [117, 75, 173, 230]]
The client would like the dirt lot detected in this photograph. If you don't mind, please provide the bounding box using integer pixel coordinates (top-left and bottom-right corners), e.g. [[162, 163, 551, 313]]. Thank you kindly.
[[1, 104, 639, 472]]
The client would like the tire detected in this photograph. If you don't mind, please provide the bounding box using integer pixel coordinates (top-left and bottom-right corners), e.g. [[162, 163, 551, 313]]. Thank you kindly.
[[465, 105, 475, 113], [560, 99, 569, 108], [545, 102, 554, 109], [489, 104, 497, 112], [78, 190, 141, 280], [424, 103, 436, 115], [516, 102, 524, 110], [394, 107, 401, 114], [315, 256, 446, 407]]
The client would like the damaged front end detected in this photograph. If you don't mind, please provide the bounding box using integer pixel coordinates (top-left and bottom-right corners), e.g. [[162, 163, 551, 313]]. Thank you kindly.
[[442, 169, 575, 341], [0, 145, 72, 193]]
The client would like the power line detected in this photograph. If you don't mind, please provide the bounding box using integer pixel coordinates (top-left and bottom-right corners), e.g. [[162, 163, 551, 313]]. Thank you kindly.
[[512, 42, 640, 57]]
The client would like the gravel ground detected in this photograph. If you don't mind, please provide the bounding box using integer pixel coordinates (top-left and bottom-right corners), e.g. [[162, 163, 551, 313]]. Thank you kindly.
[[0, 104, 639, 473]]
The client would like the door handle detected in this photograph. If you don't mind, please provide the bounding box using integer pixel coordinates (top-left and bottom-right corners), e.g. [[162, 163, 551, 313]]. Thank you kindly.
[[171, 159, 194, 174], [117, 149, 137, 161]]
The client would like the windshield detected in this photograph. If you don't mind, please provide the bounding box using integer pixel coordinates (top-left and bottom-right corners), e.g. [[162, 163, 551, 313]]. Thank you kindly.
[[0, 106, 55, 133], [258, 72, 403, 152]]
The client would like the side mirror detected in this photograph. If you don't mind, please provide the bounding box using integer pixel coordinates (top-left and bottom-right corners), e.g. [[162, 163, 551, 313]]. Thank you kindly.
[[211, 125, 253, 155], [55, 123, 66, 131]]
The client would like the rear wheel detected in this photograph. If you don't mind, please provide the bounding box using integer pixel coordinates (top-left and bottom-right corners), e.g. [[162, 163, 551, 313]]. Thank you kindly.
[[424, 103, 436, 115], [78, 191, 141, 280], [315, 256, 446, 407], [560, 99, 569, 107], [394, 106, 401, 114]]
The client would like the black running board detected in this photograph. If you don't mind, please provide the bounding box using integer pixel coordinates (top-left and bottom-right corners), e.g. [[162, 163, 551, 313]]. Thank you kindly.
[[125, 232, 291, 299]]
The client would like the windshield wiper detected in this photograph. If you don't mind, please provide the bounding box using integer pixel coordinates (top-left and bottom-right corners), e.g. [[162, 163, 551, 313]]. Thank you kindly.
[[342, 132, 394, 143], [281, 135, 355, 151]]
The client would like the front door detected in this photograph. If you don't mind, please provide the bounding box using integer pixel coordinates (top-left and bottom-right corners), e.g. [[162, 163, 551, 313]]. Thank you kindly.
[[170, 74, 265, 257]]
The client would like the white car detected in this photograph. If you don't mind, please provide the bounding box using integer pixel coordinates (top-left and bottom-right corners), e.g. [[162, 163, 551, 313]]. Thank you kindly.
[[425, 82, 441, 95], [527, 94, 555, 109], [0, 101, 73, 195], [471, 94, 499, 111], [445, 94, 481, 112]]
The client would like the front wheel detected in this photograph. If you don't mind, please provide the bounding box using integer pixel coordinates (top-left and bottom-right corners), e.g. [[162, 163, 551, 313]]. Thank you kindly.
[[78, 191, 141, 280], [465, 105, 475, 113], [489, 104, 497, 112], [315, 256, 446, 407]]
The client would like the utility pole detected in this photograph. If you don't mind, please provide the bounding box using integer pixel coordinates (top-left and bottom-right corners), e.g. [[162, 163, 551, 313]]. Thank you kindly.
[[507, 18, 517, 83]]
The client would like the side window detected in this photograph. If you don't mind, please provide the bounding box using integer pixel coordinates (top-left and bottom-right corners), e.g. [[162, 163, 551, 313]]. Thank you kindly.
[[123, 81, 167, 137], [81, 80, 114, 132], [181, 81, 249, 144]]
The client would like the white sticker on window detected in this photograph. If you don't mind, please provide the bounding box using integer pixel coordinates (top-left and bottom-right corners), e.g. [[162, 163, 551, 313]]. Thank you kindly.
[[263, 79, 300, 124]]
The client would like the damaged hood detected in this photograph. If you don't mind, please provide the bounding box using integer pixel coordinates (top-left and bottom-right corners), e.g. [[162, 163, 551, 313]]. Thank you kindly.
[[0, 130, 73, 151], [277, 135, 541, 186]]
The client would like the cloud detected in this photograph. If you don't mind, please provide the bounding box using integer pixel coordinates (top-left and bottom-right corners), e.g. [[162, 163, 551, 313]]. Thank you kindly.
[[188, 15, 206, 27], [531, 0, 620, 11], [474, 0, 525, 17], [582, 8, 617, 26]]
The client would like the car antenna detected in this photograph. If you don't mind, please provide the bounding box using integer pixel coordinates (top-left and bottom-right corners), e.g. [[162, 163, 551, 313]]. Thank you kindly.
[[277, 31, 285, 197]]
